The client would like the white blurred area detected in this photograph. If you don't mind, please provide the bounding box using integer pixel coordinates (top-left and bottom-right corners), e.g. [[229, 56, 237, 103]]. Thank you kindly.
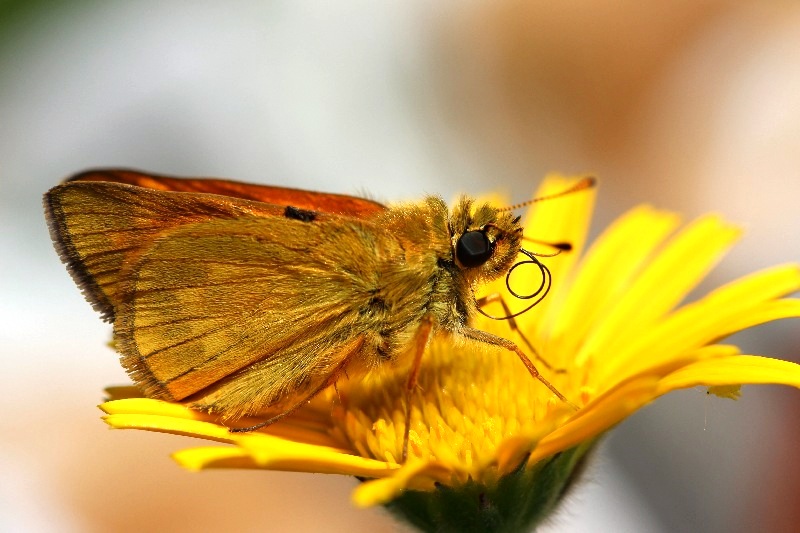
[[1, 2, 798, 531]]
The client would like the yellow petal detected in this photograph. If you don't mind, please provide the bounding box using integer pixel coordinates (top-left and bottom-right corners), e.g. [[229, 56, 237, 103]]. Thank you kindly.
[[528, 344, 741, 463], [575, 215, 741, 367], [596, 267, 800, 385], [100, 398, 198, 418], [656, 355, 800, 394], [529, 375, 660, 464], [552, 206, 681, 364], [491, 434, 545, 477], [601, 302, 800, 388], [707, 299, 800, 337], [698, 264, 800, 305], [173, 446, 259, 471], [553, 351, 800, 456], [232, 433, 396, 477], [103, 413, 235, 442], [523, 174, 596, 333], [100, 398, 348, 449], [352, 460, 452, 507]]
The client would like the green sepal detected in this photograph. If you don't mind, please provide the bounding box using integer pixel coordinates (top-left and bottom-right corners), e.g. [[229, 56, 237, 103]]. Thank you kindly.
[[383, 440, 597, 533]]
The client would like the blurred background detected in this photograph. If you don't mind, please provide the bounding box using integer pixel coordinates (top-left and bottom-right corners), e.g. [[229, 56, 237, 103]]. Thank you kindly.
[[1, 1, 798, 531]]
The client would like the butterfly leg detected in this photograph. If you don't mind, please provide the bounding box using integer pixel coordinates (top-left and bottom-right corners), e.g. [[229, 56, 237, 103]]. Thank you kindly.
[[462, 326, 578, 410], [476, 292, 563, 372], [402, 315, 434, 462]]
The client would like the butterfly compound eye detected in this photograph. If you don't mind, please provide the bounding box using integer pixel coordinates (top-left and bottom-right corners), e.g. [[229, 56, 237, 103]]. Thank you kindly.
[[456, 230, 494, 268]]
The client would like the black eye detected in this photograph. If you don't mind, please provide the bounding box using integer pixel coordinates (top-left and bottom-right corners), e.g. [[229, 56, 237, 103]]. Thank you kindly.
[[456, 231, 493, 268]]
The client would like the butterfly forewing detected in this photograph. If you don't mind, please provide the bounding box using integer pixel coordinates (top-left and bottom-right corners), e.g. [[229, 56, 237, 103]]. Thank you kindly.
[[46, 178, 393, 418], [46, 181, 288, 320], [68, 169, 386, 218]]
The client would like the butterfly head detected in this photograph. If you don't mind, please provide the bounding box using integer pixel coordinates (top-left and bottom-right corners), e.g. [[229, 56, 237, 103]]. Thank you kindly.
[[449, 197, 523, 284]]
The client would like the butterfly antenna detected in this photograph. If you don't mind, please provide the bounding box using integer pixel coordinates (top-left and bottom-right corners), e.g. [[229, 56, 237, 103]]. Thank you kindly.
[[521, 237, 572, 255], [499, 176, 595, 212]]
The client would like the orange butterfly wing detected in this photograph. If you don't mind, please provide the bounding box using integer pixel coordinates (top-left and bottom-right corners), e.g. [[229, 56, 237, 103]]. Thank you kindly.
[[47, 170, 386, 320], [45, 171, 392, 418], [67, 168, 386, 218]]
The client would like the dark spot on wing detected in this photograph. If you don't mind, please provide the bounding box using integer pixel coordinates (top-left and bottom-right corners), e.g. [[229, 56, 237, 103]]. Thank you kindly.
[[284, 205, 317, 222]]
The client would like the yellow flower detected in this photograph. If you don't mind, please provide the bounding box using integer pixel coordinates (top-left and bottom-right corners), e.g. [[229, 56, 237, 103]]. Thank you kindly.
[[100, 175, 800, 531]]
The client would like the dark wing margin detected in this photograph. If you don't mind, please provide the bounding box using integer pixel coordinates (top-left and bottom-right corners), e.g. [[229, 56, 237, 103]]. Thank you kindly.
[[67, 168, 387, 218], [44, 189, 110, 320]]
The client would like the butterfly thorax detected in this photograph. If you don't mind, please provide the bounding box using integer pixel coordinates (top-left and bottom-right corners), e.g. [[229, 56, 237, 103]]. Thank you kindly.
[[358, 196, 522, 370]]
